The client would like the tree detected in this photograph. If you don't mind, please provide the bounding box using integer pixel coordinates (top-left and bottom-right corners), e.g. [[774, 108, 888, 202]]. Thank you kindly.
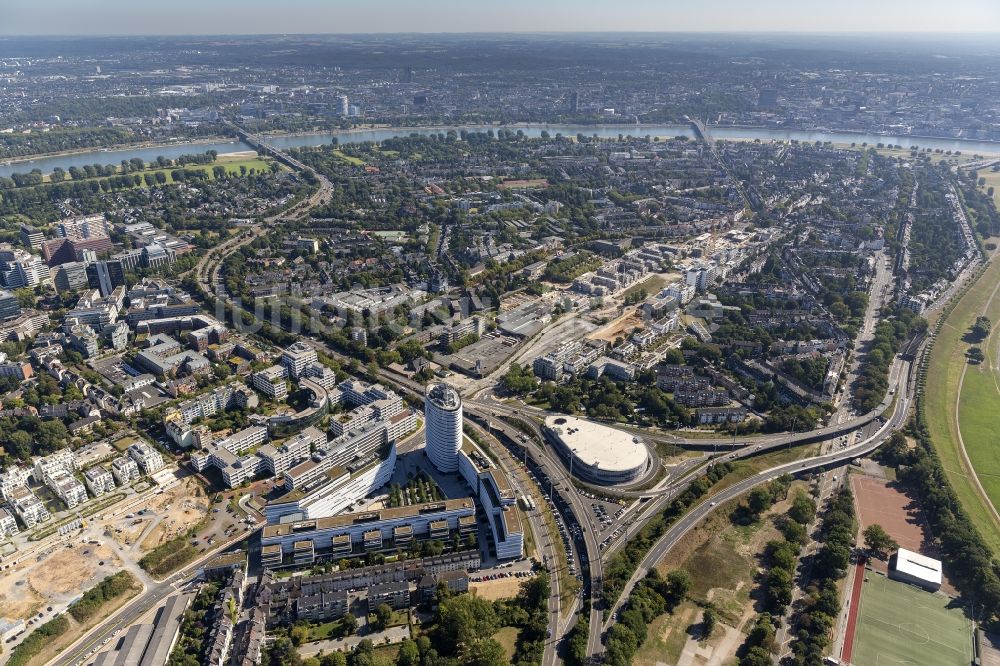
[[264, 637, 303, 666], [781, 519, 808, 545], [972, 316, 992, 340], [665, 569, 692, 603], [466, 638, 507, 666], [289, 624, 309, 646], [663, 348, 685, 365], [396, 639, 420, 666], [372, 602, 393, 630], [741, 647, 773, 666], [13, 288, 35, 310], [320, 653, 346, 666], [701, 605, 717, 640], [437, 594, 498, 648], [746, 486, 773, 518], [863, 524, 899, 559], [789, 491, 817, 525], [341, 612, 358, 634], [501, 363, 538, 395], [765, 567, 793, 609], [4, 430, 32, 460]]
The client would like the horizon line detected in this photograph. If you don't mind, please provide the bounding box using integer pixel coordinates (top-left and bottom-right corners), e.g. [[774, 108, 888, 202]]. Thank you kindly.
[[2, 29, 1000, 38]]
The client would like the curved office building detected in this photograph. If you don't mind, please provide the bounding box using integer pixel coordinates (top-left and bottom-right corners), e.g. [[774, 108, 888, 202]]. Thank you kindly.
[[425, 382, 463, 473]]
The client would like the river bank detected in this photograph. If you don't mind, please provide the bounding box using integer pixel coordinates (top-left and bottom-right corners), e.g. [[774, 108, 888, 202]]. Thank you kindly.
[[5, 122, 1000, 180], [0, 135, 238, 168]]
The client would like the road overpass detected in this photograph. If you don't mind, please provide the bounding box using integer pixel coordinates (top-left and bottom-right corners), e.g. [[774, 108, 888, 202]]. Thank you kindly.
[[601, 356, 914, 633]]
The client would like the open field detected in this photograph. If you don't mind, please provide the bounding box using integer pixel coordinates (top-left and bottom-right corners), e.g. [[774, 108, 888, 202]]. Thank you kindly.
[[621, 273, 670, 301], [851, 476, 928, 552], [842, 144, 988, 165], [923, 256, 1000, 554], [981, 170, 1000, 209], [498, 178, 548, 189], [957, 366, 1000, 510], [38, 152, 275, 186], [711, 445, 820, 494], [633, 601, 699, 666], [493, 626, 521, 661], [588, 310, 645, 344], [331, 149, 365, 165], [640, 485, 805, 665], [852, 573, 972, 666]]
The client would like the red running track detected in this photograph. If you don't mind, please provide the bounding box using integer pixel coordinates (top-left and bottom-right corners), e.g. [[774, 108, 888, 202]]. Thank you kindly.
[[840, 556, 867, 664]]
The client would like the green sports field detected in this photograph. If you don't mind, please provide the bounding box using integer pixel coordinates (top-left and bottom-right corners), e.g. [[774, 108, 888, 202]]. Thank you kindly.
[[852, 574, 972, 666]]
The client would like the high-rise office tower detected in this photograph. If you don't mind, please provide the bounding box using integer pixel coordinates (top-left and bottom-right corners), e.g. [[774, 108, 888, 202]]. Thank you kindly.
[[424, 382, 463, 473]]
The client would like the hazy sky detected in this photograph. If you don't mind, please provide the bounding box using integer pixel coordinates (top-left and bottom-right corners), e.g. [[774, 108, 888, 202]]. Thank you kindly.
[[3, 0, 1000, 35]]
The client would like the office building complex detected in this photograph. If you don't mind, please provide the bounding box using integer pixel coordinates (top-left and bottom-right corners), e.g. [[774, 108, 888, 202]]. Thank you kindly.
[[111, 455, 141, 485], [83, 466, 116, 496], [264, 441, 397, 522], [260, 498, 477, 568], [7, 485, 50, 528], [458, 440, 524, 560], [0, 289, 21, 322], [252, 365, 288, 400]]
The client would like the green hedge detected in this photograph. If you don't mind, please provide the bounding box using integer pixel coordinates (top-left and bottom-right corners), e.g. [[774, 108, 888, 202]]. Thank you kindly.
[[6, 615, 70, 666], [68, 571, 136, 623], [140, 536, 199, 577]]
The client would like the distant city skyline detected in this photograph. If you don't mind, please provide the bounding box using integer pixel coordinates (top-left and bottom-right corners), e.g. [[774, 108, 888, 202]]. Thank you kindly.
[[3, 0, 999, 36]]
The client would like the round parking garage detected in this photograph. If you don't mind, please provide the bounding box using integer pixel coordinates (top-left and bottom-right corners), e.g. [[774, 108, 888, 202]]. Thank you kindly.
[[542, 415, 651, 485]]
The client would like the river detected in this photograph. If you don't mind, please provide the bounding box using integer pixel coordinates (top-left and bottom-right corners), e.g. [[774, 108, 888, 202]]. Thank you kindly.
[[3, 123, 999, 179]]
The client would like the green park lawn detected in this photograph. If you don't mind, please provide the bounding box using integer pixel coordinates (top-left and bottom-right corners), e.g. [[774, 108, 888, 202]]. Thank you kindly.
[[924, 256, 1000, 554], [40, 154, 276, 186], [980, 170, 1000, 209]]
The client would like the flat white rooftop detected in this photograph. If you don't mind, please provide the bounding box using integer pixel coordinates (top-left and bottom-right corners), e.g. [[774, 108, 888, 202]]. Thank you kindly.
[[892, 547, 942, 586], [544, 415, 648, 474]]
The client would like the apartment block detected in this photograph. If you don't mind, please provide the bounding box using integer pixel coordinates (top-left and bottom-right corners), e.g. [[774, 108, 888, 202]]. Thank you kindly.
[[83, 466, 116, 496], [128, 441, 165, 474], [111, 455, 141, 485], [252, 365, 288, 400]]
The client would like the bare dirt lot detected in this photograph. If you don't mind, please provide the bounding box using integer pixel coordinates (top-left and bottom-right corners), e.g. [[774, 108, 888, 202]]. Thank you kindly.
[[28, 544, 119, 596], [0, 542, 123, 622], [589, 311, 645, 344], [851, 473, 957, 593], [851, 475, 927, 552], [139, 477, 210, 551], [0, 574, 44, 621], [470, 577, 524, 600]]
